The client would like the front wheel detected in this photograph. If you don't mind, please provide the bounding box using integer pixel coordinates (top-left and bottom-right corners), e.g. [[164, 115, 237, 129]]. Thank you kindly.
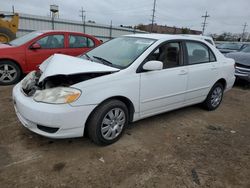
[[87, 100, 129, 145], [0, 60, 21, 85], [203, 83, 224, 111]]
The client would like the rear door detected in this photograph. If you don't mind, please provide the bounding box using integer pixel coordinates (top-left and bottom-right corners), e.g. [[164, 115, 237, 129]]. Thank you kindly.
[[25, 33, 67, 71], [184, 41, 219, 104], [139, 41, 188, 117]]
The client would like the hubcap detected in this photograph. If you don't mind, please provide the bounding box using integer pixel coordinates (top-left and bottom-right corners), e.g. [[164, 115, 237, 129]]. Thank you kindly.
[[101, 108, 126, 140], [211, 87, 223, 108], [0, 64, 17, 83]]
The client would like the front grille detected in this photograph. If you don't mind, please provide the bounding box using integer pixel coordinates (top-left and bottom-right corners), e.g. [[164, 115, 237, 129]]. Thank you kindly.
[[235, 64, 250, 74], [235, 63, 250, 69], [37, 125, 59, 133]]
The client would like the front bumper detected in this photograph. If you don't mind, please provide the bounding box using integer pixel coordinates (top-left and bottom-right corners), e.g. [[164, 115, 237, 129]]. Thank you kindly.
[[235, 65, 250, 82], [13, 83, 97, 139]]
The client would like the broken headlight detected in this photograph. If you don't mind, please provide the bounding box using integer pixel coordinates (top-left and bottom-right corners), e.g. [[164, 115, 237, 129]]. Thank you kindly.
[[33, 87, 81, 104]]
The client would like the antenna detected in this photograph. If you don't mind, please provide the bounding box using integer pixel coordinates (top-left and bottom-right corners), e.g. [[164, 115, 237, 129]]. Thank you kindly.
[[201, 11, 210, 35], [150, 0, 156, 33]]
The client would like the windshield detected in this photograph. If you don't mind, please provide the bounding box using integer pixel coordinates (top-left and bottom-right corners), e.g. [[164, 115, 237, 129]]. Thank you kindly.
[[241, 45, 250, 53], [80, 37, 155, 69], [218, 43, 242, 50], [9, 31, 44, 46]]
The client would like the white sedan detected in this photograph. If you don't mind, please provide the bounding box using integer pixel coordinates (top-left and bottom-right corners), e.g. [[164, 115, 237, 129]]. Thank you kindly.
[[13, 34, 235, 145]]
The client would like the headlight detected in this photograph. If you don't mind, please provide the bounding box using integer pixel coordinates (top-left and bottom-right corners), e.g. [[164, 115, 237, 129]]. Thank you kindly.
[[33, 87, 81, 104]]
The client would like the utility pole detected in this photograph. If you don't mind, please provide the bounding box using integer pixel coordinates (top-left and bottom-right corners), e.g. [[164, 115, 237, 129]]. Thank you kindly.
[[150, 0, 156, 33], [201, 11, 210, 35], [80, 7, 86, 33], [12, 5, 15, 14], [241, 22, 248, 42], [109, 20, 113, 39]]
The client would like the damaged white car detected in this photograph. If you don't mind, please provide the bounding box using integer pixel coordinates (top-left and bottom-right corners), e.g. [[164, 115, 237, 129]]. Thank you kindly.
[[13, 34, 235, 145]]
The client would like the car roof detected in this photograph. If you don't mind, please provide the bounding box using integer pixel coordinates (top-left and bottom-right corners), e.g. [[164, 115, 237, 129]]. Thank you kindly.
[[34, 30, 91, 35], [181, 34, 213, 40], [124, 33, 210, 43]]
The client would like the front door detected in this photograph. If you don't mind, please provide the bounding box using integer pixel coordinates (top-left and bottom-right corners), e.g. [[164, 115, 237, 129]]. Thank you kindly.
[[25, 34, 66, 71], [139, 41, 188, 118]]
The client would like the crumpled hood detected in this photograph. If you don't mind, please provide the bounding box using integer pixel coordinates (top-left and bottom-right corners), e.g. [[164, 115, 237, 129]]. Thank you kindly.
[[39, 54, 119, 83], [226, 52, 250, 66]]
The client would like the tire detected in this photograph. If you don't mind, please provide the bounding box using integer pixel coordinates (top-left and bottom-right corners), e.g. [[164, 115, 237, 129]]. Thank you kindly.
[[203, 83, 224, 111], [0, 60, 21, 85], [0, 27, 16, 43], [87, 99, 129, 145]]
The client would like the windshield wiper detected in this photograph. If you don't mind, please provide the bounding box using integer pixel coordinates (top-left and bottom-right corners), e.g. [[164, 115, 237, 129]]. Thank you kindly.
[[93, 56, 113, 66]]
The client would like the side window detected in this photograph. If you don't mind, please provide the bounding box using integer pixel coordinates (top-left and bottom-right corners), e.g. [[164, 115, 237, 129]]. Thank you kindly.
[[36, 35, 64, 49], [186, 42, 210, 64], [146, 42, 181, 69], [69, 35, 94, 48]]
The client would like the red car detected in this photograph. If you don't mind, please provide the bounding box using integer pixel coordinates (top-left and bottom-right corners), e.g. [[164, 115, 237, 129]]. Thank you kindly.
[[0, 30, 101, 85]]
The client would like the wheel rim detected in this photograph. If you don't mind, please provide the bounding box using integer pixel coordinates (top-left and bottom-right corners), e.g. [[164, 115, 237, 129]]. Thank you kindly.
[[0, 64, 17, 83], [211, 86, 223, 108], [101, 108, 126, 140]]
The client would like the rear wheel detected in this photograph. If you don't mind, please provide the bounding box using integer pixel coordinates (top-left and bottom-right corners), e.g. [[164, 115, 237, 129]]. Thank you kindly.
[[87, 100, 129, 145], [203, 83, 224, 111], [0, 60, 21, 85]]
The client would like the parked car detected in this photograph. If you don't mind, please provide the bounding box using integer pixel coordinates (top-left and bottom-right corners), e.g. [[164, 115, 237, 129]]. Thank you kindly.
[[217, 42, 246, 54], [0, 30, 101, 85], [13, 34, 235, 145], [226, 44, 250, 82]]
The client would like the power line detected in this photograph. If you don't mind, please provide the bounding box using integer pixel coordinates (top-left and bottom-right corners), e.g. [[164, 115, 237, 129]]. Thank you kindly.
[[150, 0, 156, 33], [79, 7, 86, 33], [241, 22, 248, 42], [201, 11, 210, 35]]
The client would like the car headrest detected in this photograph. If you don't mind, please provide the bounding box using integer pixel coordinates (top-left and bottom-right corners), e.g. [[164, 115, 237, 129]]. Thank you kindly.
[[167, 47, 178, 53], [193, 49, 206, 59]]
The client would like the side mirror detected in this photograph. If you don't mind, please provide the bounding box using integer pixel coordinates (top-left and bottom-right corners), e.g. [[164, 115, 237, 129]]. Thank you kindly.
[[143, 60, 163, 71], [30, 43, 41, 50]]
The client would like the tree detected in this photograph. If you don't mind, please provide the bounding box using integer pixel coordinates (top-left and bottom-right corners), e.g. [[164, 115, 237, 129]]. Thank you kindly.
[[181, 28, 189, 34]]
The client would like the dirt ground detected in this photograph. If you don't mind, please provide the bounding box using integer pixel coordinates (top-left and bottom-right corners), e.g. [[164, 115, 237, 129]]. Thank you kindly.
[[0, 83, 250, 188]]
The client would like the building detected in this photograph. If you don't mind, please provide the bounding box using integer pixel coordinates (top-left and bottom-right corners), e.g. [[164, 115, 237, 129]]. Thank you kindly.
[[137, 24, 202, 35], [1, 11, 146, 41]]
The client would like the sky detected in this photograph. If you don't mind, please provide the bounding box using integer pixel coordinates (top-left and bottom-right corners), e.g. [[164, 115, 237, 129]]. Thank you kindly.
[[1, 0, 249, 35]]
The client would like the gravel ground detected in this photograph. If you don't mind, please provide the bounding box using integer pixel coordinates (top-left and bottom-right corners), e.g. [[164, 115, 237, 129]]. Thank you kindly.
[[0, 83, 249, 188]]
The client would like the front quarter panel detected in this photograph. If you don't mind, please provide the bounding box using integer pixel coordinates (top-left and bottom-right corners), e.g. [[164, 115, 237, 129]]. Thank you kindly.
[[70, 71, 140, 114]]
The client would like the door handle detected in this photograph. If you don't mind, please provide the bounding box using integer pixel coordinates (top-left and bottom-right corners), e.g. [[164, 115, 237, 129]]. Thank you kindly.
[[179, 70, 188, 75]]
